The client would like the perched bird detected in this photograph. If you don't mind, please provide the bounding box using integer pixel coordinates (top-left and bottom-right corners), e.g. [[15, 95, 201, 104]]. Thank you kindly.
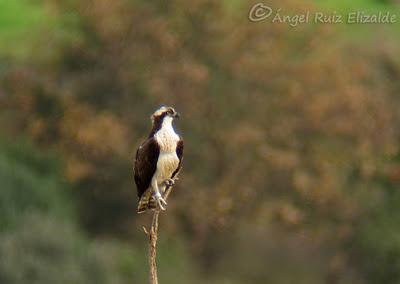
[[134, 106, 184, 213]]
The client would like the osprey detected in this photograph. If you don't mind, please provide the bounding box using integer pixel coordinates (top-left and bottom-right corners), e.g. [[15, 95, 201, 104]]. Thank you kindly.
[[134, 106, 184, 213]]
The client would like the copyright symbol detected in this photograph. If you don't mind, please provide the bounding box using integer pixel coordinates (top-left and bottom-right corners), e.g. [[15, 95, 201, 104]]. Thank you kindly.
[[249, 3, 273, 22]]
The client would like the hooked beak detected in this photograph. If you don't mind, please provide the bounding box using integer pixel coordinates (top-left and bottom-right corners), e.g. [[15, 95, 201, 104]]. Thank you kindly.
[[174, 112, 180, 119]]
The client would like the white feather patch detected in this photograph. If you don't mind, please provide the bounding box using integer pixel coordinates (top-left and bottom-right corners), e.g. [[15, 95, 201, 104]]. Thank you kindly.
[[153, 117, 180, 185]]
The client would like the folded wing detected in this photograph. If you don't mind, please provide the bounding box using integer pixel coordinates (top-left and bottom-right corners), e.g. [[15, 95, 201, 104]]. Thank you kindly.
[[134, 138, 160, 198]]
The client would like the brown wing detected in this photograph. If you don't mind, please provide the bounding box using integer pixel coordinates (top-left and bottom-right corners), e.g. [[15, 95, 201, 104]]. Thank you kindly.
[[171, 139, 184, 179], [134, 138, 160, 198]]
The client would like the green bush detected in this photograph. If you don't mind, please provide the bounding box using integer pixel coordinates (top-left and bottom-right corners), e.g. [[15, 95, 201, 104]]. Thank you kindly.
[[0, 214, 108, 284], [351, 171, 400, 284], [0, 140, 73, 230], [0, 139, 201, 283]]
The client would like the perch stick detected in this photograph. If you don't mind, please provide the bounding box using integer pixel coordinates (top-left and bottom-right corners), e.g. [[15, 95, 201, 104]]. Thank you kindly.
[[149, 209, 160, 284], [146, 174, 179, 284]]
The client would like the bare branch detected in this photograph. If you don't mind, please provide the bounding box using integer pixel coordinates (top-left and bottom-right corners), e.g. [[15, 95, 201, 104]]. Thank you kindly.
[[148, 210, 160, 284], [146, 176, 179, 284]]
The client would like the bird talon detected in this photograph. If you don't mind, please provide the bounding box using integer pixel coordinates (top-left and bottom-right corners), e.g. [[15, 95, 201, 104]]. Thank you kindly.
[[154, 193, 167, 210]]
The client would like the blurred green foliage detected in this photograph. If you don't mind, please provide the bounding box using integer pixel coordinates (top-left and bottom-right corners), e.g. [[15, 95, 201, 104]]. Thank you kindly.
[[350, 158, 400, 284], [1, 0, 400, 283], [0, 139, 71, 229], [0, 0, 46, 58], [0, 139, 200, 283]]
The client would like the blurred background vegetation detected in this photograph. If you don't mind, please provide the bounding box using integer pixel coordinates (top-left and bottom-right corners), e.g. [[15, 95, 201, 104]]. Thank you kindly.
[[1, 0, 400, 283]]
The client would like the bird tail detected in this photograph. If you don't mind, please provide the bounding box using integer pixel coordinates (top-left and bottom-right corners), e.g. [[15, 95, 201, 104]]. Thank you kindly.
[[137, 185, 174, 213], [137, 190, 157, 213]]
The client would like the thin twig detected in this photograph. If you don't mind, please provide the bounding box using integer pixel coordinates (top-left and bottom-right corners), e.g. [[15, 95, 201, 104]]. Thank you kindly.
[[146, 175, 179, 284], [148, 209, 160, 284]]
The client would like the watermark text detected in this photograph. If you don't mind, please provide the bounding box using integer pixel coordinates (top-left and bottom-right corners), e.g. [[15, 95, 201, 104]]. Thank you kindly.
[[248, 3, 398, 27]]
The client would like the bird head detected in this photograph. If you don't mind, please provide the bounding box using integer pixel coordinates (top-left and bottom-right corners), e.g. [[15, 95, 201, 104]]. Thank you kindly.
[[151, 106, 180, 124]]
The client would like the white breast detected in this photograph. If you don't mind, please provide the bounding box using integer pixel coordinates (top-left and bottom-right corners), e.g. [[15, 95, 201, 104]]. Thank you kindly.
[[154, 118, 180, 152], [154, 117, 180, 183], [156, 152, 179, 181]]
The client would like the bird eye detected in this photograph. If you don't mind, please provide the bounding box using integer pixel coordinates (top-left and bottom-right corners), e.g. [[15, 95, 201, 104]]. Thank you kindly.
[[167, 109, 173, 115]]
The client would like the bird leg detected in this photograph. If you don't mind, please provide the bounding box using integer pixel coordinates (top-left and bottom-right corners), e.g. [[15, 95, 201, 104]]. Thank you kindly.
[[154, 191, 167, 211], [151, 178, 167, 210]]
